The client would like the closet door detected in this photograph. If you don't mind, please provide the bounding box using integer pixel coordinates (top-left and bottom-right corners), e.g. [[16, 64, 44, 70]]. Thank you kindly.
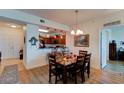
[[0, 33, 14, 59], [8, 36, 15, 58], [8, 31, 21, 59], [0, 27, 23, 59], [2, 31, 20, 59]]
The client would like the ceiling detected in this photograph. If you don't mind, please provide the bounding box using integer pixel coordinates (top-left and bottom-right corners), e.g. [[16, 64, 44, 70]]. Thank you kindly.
[[0, 16, 26, 26], [18, 9, 122, 26], [0, 21, 24, 30]]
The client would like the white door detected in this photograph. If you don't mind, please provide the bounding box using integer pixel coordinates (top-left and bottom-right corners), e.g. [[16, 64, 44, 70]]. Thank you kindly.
[[101, 29, 107, 69], [8, 32, 20, 59], [0, 27, 23, 59], [8, 37, 15, 58], [3, 33, 16, 59], [1, 32, 20, 59]]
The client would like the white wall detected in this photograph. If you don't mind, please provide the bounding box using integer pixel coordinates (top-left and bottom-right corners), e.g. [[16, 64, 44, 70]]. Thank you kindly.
[[25, 24, 52, 69], [66, 23, 101, 69], [66, 10, 124, 69], [0, 25, 24, 59]]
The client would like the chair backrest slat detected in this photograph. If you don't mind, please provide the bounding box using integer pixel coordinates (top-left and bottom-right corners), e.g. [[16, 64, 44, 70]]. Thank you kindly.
[[75, 56, 86, 69], [84, 53, 91, 68], [79, 50, 87, 56], [48, 54, 56, 65], [85, 54, 91, 63]]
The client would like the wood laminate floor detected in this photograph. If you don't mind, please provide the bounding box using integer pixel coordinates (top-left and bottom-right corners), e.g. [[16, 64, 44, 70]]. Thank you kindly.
[[0, 59, 124, 84]]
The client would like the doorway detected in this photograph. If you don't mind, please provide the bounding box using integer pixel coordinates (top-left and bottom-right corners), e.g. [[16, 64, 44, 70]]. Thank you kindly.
[[0, 21, 25, 60], [100, 25, 124, 73], [0, 20, 26, 74]]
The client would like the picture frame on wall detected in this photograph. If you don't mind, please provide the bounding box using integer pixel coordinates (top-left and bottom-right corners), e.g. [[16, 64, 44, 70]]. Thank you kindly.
[[74, 34, 89, 47]]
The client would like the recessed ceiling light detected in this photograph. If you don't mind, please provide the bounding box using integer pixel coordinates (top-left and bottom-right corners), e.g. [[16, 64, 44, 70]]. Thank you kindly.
[[38, 29, 49, 33], [11, 25, 17, 28]]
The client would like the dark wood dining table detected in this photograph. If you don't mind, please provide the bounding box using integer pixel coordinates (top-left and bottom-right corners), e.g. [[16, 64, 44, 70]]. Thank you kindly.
[[55, 56, 77, 84]]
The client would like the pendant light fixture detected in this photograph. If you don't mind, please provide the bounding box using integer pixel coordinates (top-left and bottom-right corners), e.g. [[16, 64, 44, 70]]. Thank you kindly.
[[71, 10, 83, 35]]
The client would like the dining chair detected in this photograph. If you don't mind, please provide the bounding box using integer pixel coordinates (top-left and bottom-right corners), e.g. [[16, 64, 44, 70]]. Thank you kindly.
[[48, 54, 63, 84], [74, 53, 91, 83], [77, 54, 88, 83], [67, 55, 85, 83], [84, 53, 91, 78], [79, 50, 87, 56], [0, 52, 1, 62]]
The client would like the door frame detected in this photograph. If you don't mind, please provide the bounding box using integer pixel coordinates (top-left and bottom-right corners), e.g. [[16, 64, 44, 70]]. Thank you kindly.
[[99, 24, 124, 69]]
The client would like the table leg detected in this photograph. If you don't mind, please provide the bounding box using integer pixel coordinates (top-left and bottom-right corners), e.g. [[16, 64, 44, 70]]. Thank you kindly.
[[63, 66, 67, 84]]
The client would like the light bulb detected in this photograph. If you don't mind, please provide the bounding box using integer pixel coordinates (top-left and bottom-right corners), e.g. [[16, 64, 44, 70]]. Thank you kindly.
[[46, 34, 50, 38], [54, 36, 56, 38], [60, 35, 63, 39], [76, 29, 80, 35], [71, 30, 75, 35], [80, 30, 83, 34]]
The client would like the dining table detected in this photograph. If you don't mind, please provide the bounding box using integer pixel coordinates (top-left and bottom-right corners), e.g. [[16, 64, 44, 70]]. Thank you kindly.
[[55, 54, 78, 84]]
